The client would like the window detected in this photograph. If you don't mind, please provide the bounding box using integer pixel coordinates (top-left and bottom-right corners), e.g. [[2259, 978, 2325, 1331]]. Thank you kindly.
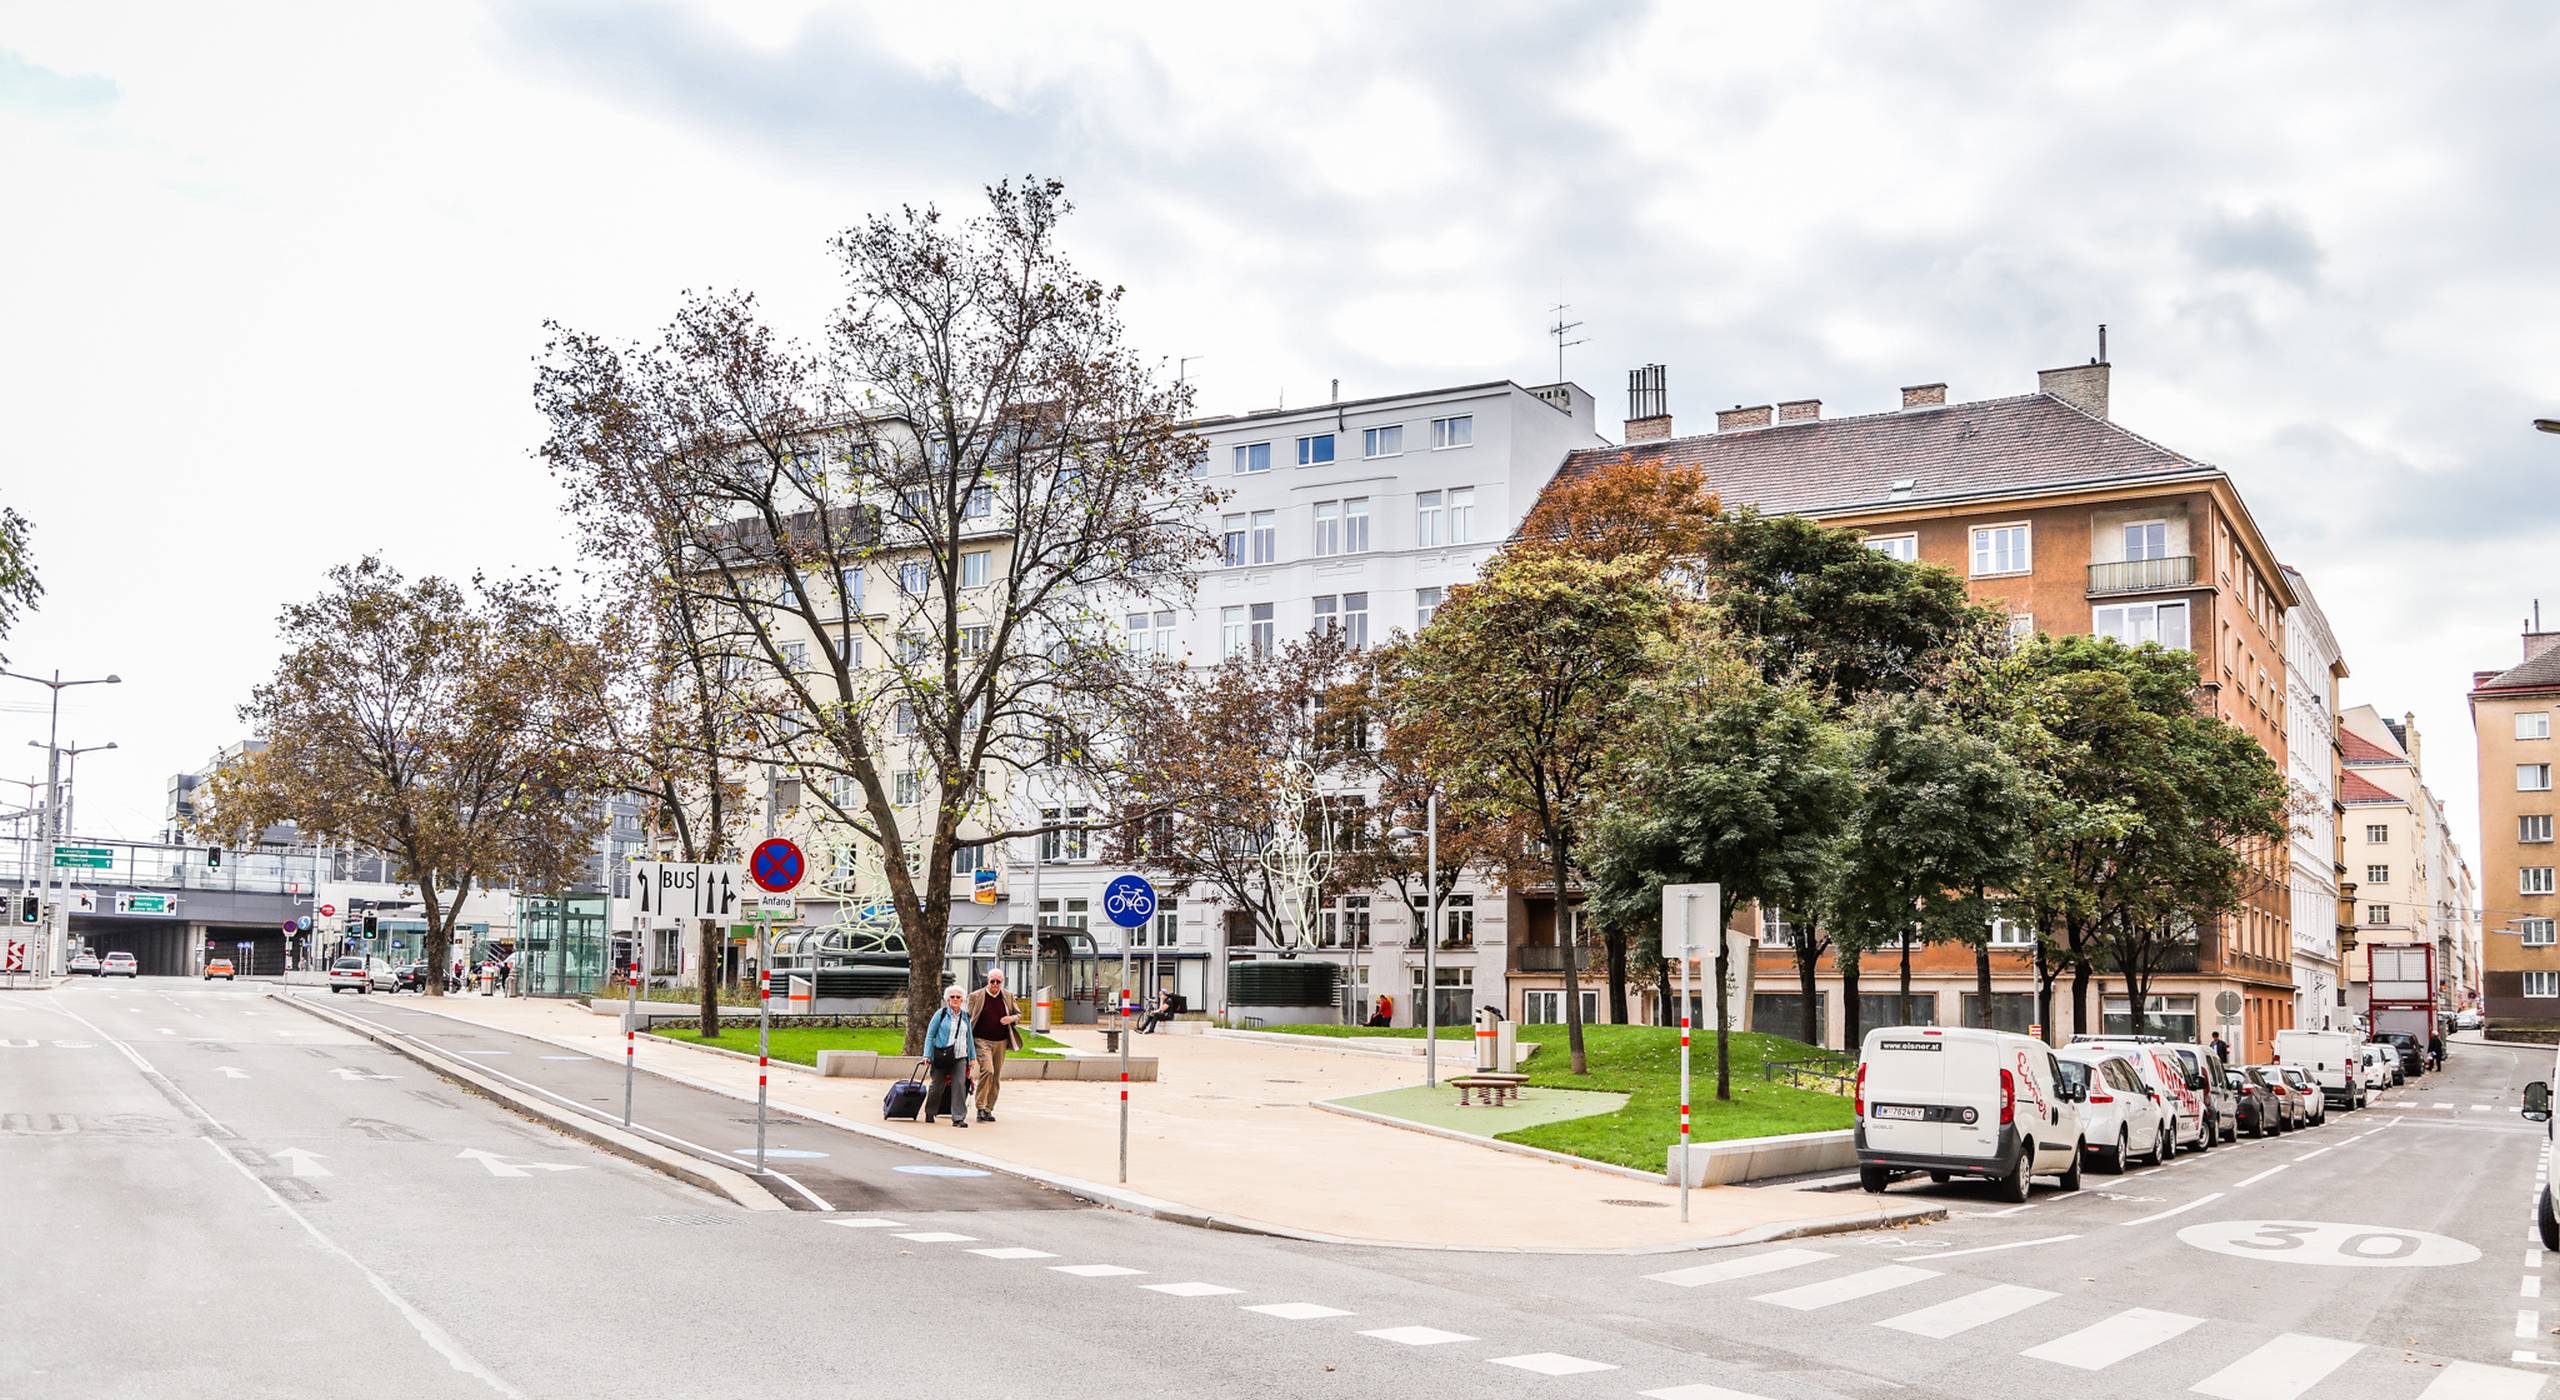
[[960, 550, 990, 588], [2526, 919, 2557, 947], [1415, 491, 1443, 548], [2366, 864, 2390, 885], [947, 843, 986, 877], [2525, 764, 2555, 792], [2528, 971, 2560, 999], [1126, 609, 1176, 656], [1341, 497, 1370, 553], [958, 624, 991, 657], [1523, 988, 1597, 1026], [1311, 593, 1369, 649], [1037, 896, 1090, 931], [1312, 501, 1340, 557], [1430, 414, 1473, 449], [1436, 893, 1475, 946], [838, 567, 865, 613], [1415, 587, 1443, 631], [1447, 487, 1475, 543], [893, 702, 917, 735], [1861, 993, 1939, 1028], [1233, 442, 1270, 474], [899, 561, 929, 594], [1362, 424, 1403, 458], [2123, 520, 2168, 561], [1963, 992, 2038, 1036], [1319, 896, 1371, 948], [1151, 909, 1180, 948], [1758, 909, 1799, 947], [2366, 824, 2389, 843], [781, 641, 807, 670], [2093, 600, 2190, 650], [1250, 511, 1276, 565], [1222, 514, 1247, 567], [2366, 904, 2391, 925], [2525, 815, 2554, 844], [2524, 712, 2553, 741], [1220, 606, 1248, 660], [1297, 433, 1334, 466], [1987, 917, 2032, 947], [894, 770, 922, 805], [1970, 524, 2031, 576], [2527, 868, 2557, 896], [1249, 602, 1273, 657], [1865, 534, 1918, 562], [2007, 613, 2036, 643], [1037, 807, 1092, 863], [962, 484, 993, 519]]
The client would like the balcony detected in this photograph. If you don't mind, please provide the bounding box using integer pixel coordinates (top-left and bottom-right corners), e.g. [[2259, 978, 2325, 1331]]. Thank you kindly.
[[1510, 943, 1594, 974], [2087, 555, 2198, 597]]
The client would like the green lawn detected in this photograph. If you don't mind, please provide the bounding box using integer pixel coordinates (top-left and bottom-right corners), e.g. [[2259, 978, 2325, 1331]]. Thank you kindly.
[[1261, 1022, 1853, 1171], [649, 1024, 1064, 1066]]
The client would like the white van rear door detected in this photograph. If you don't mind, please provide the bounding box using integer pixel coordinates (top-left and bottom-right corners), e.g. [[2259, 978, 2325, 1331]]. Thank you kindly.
[[1862, 1032, 1954, 1159]]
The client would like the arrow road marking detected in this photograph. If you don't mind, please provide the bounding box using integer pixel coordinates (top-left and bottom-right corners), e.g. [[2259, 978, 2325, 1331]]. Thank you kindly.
[[456, 1148, 584, 1179], [213, 1066, 249, 1079], [271, 1148, 331, 1179], [343, 1117, 422, 1142]]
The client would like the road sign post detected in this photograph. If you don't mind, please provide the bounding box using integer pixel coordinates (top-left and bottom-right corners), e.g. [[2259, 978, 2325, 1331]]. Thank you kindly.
[[1103, 873, 1158, 1186], [1662, 882, 1718, 1225], [624, 917, 642, 1128], [756, 919, 771, 1174]]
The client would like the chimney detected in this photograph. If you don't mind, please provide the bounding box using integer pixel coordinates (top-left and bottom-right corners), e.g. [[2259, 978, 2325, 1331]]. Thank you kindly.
[[1716, 404, 1775, 432], [2037, 361, 2111, 419], [2402, 712, 2420, 771], [1901, 382, 1948, 410], [1623, 364, 1671, 442], [1777, 399, 1821, 424]]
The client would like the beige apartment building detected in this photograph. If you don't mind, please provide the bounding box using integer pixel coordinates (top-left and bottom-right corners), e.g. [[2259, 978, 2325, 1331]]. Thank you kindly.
[[2338, 704, 2475, 1027], [2472, 623, 2560, 1033]]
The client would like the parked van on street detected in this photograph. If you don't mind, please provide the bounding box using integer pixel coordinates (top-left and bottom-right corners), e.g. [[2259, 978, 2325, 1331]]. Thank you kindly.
[[2273, 1028, 2365, 1110], [1855, 1026, 2084, 1202], [2070, 1036, 2213, 1152]]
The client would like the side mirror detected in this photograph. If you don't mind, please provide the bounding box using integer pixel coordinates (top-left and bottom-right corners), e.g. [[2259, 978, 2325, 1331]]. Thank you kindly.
[[2526, 1081, 2553, 1124], [2186, 1074, 2207, 1091]]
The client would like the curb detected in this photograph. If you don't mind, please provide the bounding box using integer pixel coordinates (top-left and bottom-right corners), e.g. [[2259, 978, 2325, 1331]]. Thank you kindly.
[[1311, 1099, 1668, 1185], [269, 990, 786, 1214], [338, 994, 1940, 1256]]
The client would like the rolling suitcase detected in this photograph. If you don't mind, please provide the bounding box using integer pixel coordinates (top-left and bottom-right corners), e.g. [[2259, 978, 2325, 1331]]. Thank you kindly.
[[883, 1061, 931, 1121]]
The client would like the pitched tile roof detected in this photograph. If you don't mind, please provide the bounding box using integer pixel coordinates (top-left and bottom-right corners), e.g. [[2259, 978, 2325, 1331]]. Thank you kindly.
[[1552, 391, 2220, 517], [2473, 647, 2560, 696], [2340, 730, 2403, 765], [2339, 771, 2401, 805]]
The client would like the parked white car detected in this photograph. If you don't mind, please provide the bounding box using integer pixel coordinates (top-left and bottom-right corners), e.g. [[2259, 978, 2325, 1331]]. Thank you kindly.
[[2058, 1047, 2171, 1172], [2360, 1044, 2396, 1092], [1855, 1026, 2085, 1202], [2457, 1008, 2485, 1031], [2524, 1051, 2558, 1249], [2071, 1038, 2211, 1153]]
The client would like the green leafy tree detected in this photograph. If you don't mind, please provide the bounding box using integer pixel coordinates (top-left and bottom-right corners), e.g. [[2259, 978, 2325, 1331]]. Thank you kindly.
[[0, 502, 39, 663], [1383, 551, 1676, 1074], [1701, 510, 1978, 702]]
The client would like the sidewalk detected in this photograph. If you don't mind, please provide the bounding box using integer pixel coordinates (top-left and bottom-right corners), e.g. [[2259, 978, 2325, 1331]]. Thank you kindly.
[[355, 991, 1942, 1253]]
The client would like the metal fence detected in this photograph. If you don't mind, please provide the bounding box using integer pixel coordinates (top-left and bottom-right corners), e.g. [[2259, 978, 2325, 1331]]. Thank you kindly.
[[1762, 1056, 1856, 1095], [0, 840, 322, 896]]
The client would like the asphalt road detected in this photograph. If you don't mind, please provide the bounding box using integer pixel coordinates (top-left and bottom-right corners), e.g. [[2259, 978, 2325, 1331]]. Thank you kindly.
[[7, 978, 2557, 1400]]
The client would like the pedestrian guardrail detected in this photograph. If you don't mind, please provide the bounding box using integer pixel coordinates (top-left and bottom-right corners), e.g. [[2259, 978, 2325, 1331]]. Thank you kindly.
[[1762, 1056, 1856, 1095]]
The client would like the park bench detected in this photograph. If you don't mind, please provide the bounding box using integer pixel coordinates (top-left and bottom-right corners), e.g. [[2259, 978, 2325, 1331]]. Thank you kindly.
[[1451, 1072, 1530, 1107]]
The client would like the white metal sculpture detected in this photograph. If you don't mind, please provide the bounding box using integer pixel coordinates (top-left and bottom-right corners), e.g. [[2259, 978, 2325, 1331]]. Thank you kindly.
[[1258, 756, 1337, 951], [808, 821, 902, 954]]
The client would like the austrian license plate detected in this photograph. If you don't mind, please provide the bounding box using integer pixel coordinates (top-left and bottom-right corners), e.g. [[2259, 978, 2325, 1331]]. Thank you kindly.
[[1871, 1104, 1927, 1121]]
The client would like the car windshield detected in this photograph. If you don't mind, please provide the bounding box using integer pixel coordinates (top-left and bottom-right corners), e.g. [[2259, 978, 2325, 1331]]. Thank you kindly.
[[333, 959, 364, 970]]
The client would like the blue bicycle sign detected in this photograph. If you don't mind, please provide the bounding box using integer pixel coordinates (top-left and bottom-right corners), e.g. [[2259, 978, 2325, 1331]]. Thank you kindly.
[[1101, 874, 1159, 929]]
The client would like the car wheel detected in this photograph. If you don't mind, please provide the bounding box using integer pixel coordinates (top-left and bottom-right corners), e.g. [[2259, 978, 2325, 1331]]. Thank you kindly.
[[1927, 1171, 1952, 1183], [2057, 1142, 2084, 1193], [2542, 1188, 2559, 1254], [2196, 1114, 2213, 1153], [2102, 1131, 2128, 1173], [1858, 1166, 1890, 1194], [1995, 1147, 2033, 1203]]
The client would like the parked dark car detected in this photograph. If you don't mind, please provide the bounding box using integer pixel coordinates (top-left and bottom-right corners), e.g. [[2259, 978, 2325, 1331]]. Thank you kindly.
[[393, 961, 430, 992], [2228, 1067, 2285, 1137], [2378, 1033, 2424, 1076], [2242, 1065, 2305, 1132]]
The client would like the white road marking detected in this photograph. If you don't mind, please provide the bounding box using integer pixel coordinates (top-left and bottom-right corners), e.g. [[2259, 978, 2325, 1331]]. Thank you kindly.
[[1878, 1283, 2056, 1338], [2189, 1332, 2360, 1399], [1142, 1282, 1242, 1297], [1642, 1388, 1780, 1400], [1362, 1326, 1476, 1346], [1975, 1202, 2038, 1217], [329, 1067, 395, 1082], [2480, 1104, 2500, 1112], [1754, 1264, 1940, 1311], [2526, 1276, 2542, 1299], [891, 1232, 976, 1243], [2293, 1146, 2333, 1161], [2121, 1193, 2225, 1227], [2519, 1310, 2539, 1340], [1645, 1248, 1834, 1288], [271, 1148, 331, 1179], [1244, 1303, 1352, 1321], [826, 1218, 906, 1229], [967, 1247, 1055, 1260], [213, 1066, 249, 1079], [1049, 1264, 1144, 1278], [454, 1149, 581, 1179], [2232, 1165, 2290, 1188], [2537, 1250, 2550, 1269], [2417, 1360, 2544, 1398], [2435, 1102, 2458, 1110], [1490, 1353, 1616, 1376], [2020, 1307, 2202, 1370], [1907, 1234, 2077, 1261]]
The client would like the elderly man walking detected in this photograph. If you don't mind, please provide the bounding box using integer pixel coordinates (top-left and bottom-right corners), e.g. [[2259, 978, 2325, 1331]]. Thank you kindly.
[[964, 968, 1024, 1122]]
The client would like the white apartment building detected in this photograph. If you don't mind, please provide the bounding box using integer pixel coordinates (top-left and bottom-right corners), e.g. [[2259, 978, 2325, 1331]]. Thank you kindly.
[[2281, 566, 2347, 1030], [2340, 704, 2476, 1022], [1014, 378, 1607, 1021]]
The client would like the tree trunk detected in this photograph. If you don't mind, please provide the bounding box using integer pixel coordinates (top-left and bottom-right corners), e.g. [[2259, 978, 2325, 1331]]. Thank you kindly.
[[1604, 928, 1629, 1025], [2033, 938, 2056, 1046], [1841, 949, 1863, 1053], [420, 877, 448, 1000], [1898, 925, 1913, 1023], [1796, 933, 1822, 1049], [698, 921, 721, 1039], [1653, 957, 1673, 1028], [1553, 837, 1587, 1075], [2069, 939, 2094, 1041], [1712, 896, 1735, 1101], [1975, 942, 1994, 1029]]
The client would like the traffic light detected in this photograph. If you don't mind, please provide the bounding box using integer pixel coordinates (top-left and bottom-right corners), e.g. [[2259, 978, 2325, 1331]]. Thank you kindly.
[[362, 912, 378, 935], [206, 846, 223, 869], [15, 895, 38, 925]]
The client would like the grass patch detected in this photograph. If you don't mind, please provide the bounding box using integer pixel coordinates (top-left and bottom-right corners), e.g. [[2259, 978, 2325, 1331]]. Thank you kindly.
[[649, 1024, 1064, 1066], [1262, 1022, 1852, 1171]]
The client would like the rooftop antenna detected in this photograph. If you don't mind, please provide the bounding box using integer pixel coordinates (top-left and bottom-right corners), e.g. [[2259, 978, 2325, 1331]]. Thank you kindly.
[[1177, 355, 1203, 388], [1548, 302, 1588, 383]]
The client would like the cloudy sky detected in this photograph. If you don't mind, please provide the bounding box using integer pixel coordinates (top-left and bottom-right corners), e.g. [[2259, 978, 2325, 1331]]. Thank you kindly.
[[3, 1, 2555, 871]]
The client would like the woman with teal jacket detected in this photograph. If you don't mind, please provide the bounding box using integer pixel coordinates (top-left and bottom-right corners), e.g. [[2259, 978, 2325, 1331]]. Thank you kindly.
[[923, 985, 973, 1126]]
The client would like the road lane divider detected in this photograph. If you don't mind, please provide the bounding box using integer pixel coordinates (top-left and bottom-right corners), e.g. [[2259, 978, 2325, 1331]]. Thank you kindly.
[[2232, 1164, 2290, 1189], [1906, 1234, 2077, 1262], [2118, 1192, 2223, 1227]]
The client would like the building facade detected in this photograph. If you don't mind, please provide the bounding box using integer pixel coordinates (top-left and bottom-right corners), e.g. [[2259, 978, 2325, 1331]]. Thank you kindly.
[[2338, 704, 2474, 1028], [2470, 625, 2560, 1033], [1543, 358, 2301, 1057], [2281, 566, 2350, 1031]]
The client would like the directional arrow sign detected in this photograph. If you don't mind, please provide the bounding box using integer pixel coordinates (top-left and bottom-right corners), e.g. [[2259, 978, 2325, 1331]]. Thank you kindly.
[[213, 1066, 249, 1079], [271, 1148, 331, 1179], [457, 1148, 585, 1179]]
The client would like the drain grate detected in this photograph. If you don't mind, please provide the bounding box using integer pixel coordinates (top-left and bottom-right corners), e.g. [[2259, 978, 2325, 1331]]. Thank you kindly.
[[1600, 1199, 1671, 1209]]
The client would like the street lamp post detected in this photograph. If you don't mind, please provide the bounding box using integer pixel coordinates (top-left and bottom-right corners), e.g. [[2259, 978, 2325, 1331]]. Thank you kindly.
[[1, 670, 120, 980]]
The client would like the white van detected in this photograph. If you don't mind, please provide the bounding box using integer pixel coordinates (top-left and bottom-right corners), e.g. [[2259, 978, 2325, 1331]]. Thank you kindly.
[[2070, 1037, 2211, 1153], [2522, 1046, 2559, 1249], [1856, 1026, 2084, 1202], [2273, 1029, 2365, 1110]]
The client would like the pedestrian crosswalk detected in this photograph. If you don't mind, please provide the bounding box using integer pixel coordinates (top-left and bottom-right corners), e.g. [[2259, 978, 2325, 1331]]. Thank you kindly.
[[1642, 1242, 2544, 1399]]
